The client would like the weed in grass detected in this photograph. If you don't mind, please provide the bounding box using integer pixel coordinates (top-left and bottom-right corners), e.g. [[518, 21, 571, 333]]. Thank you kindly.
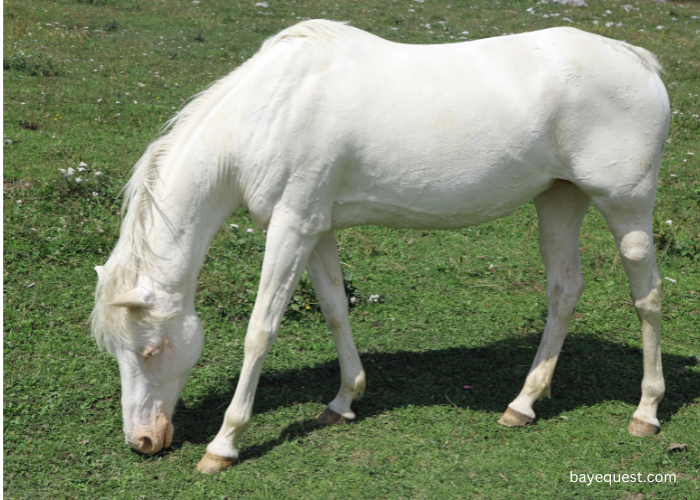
[[3, 54, 61, 77]]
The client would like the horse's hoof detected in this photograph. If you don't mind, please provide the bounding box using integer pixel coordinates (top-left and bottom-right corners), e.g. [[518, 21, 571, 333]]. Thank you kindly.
[[196, 452, 237, 474], [498, 407, 534, 428], [627, 418, 660, 437], [316, 407, 346, 425]]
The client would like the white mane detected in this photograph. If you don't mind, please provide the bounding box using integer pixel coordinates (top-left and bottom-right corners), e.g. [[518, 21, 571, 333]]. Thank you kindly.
[[90, 20, 352, 355]]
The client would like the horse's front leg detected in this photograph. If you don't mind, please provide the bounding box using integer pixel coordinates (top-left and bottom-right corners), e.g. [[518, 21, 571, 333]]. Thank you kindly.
[[197, 215, 322, 473], [306, 232, 366, 424]]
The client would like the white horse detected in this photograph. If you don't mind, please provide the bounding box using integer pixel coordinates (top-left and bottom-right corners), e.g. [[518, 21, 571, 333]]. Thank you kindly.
[[91, 20, 670, 473]]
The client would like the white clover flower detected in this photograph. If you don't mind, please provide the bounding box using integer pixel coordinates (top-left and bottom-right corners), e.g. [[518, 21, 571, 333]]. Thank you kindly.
[[349, 296, 357, 304], [368, 294, 380, 303], [58, 168, 66, 174], [137, 82, 145, 87], [230, 224, 239, 228], [255, 2, 269, 7], [97, 98, 102, 103], [666, 220, 673, 226], [247, 228, 254, 233], [75, 177, 82, 183], [16, 200, 22, 204], [79, 161, 87, 167], [94, 171, 102, 177], [67, 167, 75, 175], [77, 167, 85, 172], [92, 192, 98, 197], [665, 277, 676, 283]]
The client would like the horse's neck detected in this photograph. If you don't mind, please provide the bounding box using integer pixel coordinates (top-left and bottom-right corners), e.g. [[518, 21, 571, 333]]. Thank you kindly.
[[141, 165, 236, 301]]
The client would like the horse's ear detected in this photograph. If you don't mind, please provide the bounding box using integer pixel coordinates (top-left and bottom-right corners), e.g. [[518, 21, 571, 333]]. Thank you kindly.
[[109, 287, 154, 308], [94, 265, 106, 282]]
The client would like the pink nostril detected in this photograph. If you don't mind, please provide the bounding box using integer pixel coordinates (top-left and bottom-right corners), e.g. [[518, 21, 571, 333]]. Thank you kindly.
[[138, 435, 155, 454], [129, 417, 172, 454]]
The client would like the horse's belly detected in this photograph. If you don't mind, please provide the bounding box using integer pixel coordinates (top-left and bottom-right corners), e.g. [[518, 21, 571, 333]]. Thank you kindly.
[[330, 202, 521, 230], [329, 175, 550, 230]]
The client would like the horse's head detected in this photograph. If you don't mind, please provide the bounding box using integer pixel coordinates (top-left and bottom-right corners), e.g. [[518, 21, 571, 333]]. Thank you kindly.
[[94, 266, 204, 454]]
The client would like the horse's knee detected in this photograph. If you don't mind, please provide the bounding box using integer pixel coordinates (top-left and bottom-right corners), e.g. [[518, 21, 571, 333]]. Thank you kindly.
[[244, 325, 276, 358], [567, 277, 585, 302], [322, 302, 345, 328]]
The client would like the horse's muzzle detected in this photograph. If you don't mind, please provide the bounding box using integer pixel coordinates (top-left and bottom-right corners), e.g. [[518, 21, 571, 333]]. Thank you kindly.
[[127, 418, 173, 454]]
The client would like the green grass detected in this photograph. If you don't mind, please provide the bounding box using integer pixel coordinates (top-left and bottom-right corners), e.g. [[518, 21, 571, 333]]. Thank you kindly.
[[4, 0, 699, 498]]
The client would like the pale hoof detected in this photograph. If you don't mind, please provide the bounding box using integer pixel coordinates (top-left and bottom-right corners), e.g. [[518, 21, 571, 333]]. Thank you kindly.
[[316, 407, 346, 425], [498, 407, 534, 428], [627, 417, 660, 437], [196, 452, 237, 474]]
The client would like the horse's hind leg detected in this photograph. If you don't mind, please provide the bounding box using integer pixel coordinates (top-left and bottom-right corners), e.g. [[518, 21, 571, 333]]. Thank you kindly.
[[594, 199, 663, 436], [499, 180, 591, 427], [306, 233, 366, 424]]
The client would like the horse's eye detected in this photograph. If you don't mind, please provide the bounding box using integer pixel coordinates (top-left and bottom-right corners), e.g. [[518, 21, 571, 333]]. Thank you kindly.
[[141, 345, 161, 360]]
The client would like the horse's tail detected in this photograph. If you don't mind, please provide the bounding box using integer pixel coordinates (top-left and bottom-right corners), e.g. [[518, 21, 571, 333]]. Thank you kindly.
[[612, 40, 663, 76]]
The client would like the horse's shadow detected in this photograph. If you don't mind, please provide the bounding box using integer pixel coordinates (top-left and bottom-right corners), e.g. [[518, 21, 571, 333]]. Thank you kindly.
[[170, 333, 699, 459]]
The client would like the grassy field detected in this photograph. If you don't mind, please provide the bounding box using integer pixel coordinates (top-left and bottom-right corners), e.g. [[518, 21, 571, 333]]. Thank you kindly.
[[3, 0, 699, 498]]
